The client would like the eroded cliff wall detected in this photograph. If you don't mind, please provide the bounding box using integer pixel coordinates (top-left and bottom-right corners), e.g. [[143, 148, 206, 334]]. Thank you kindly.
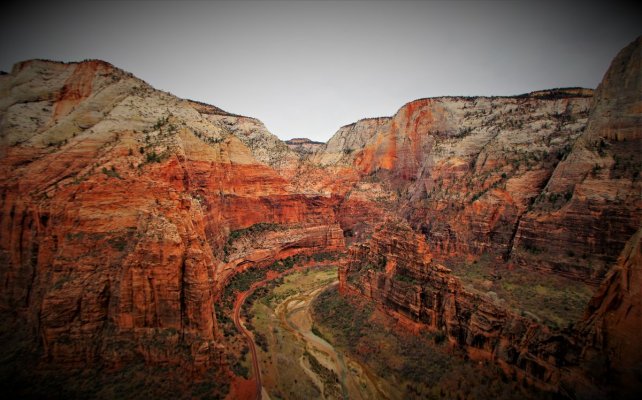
[[0, 60, 343, 374]]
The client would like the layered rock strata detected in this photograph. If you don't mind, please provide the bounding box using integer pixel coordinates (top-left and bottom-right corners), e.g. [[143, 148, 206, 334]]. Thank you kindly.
[[340, 220, 641, 397], [339, 220, 583, 392], [284, 137, 324, 157], [320, 39, 641, 285], [0, 36, 639, 398], [0, 60, 342, 375], [512, 37, 642, 283], [311, 89, 598, 277]]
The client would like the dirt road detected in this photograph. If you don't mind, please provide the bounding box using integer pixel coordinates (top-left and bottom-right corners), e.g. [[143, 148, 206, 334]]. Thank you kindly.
[[233, 287, 263, 400], [231, 263, 334, 400]]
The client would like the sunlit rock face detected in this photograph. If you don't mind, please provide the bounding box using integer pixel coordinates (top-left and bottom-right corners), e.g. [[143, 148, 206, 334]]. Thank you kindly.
[[284, 137, 324, 158], [336, 36, 642, 398], [0, 36, 639, 398], [312, 88, 599, 275], [319, 38, 640, 286], [0, 59, 343, 372]]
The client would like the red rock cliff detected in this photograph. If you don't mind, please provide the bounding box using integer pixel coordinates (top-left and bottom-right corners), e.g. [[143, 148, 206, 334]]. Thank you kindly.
[[339, 220, 586, 392], [0, 60, 343, 377]]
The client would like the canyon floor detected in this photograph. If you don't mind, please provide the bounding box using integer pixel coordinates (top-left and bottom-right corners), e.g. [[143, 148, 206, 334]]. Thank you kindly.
[[243, 265, 378, 400], [236, 264, 561, 400]]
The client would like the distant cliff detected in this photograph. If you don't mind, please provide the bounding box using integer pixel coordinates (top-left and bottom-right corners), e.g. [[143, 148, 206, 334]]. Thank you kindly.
[[1, 36, 639, 399], [284, 137, 324, 157]]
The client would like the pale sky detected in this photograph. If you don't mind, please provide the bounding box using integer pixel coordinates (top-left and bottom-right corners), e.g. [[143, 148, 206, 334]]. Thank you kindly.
[[1, 1, 640, 142]]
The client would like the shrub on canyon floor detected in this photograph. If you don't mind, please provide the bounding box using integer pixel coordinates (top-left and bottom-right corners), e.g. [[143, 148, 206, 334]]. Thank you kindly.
[[145, 150, 162, 163], [224, 223, 285, 260], [101, 166, 122, 179], [447, 254, 592, 327], [311, 286, 557, 400]]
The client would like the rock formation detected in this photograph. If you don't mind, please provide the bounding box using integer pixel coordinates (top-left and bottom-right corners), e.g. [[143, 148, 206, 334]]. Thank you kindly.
[[339, 220, 583, 392], [339, 218, 641, 397], [315, 39, 641, 287], [334, 37, 641, 398], [0, 36, 640, 398], [513, 37, 642, 283], [579, 228, 642, 396], [310, 89, 597, 271], [284, 137, 324, 157], [0, 59, 343, 394]]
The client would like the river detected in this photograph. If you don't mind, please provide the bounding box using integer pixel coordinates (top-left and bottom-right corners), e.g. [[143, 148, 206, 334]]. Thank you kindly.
[[242, 266, 385, 400]]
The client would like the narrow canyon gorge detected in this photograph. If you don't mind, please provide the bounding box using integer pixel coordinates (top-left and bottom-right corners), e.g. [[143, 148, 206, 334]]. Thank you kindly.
[[0, 36, 640, 399]]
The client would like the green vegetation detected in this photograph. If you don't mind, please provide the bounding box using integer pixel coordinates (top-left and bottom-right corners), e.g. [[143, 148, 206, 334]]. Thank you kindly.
[[254, 331, 268, 352], [532, 189, 574, 211], [228, 222, 282, 242], [311, 287, 375, 349], [612, 154, 641, 179], [471, 188, 488, 203], [231, 361, 249, 379], [192, 129, 224, 145], [216, 253, 341, 336], [523, 243, 542, 254], [312, 286, 557, 400], [311, 251, 340, 262], [101, 166, 122, 179], [556, 143, 572, 161], [107, 237, 127, 251], [595, 138, 608, 157], [145, 150, 162, 163], [454, 126, 473, 138], [304, 351, 341, 398], [310, 325, 327, 342], [446, 254, 593, 328], [259, 265, 337, 308], [238, 266, 338, 398], [223, 223, 285, 260], [153, 116, 169, 131], [51, 275, 72, 290], [394, 272, 419, 285]]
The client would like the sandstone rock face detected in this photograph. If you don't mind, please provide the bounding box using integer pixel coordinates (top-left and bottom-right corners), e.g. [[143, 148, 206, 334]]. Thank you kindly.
[[332, 37, 641, 397], [0, 60, 342, 376], [1, 36, 640, 398], [284, 137, 324, 158], [216, 222, 345, 291], [312, 117, 392, 168], [339, 219, 642, 396], [314, 91, 595, 268], [513, 37, 642, 283], [580, 228, 642, 395], [318, 38, 641, 285], [339, 220, 583, 392]]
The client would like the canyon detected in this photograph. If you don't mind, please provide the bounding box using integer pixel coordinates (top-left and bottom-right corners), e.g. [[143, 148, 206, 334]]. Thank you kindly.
[[0, 36, 640, 399]]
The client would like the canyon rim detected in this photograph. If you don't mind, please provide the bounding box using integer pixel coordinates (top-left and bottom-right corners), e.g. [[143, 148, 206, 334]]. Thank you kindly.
[[0, 25, 641, 400]]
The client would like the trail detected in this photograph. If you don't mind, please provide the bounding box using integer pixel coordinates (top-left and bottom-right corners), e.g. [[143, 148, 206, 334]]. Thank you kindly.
[[233, 287, 263, 400], [231, 262, 335, 400]]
